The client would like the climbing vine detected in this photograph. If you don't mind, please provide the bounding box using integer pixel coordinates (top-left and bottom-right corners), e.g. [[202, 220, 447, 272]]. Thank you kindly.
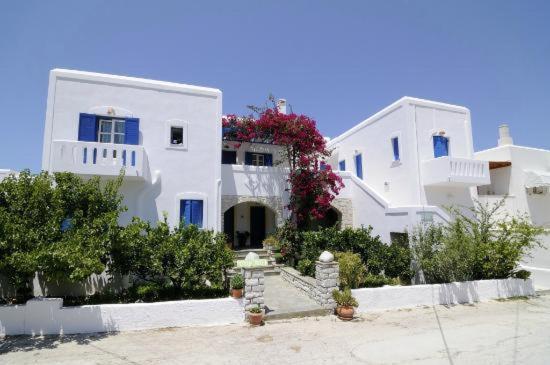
[[222, 99, 343, 228]]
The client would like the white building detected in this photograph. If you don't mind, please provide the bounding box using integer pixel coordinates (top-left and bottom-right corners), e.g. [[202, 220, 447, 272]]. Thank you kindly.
[[327, 97, 490, 242], [475, 125, 550, 288], [40, 69, 493, 247]]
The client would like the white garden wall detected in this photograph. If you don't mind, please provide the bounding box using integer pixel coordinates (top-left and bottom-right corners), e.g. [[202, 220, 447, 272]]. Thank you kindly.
[[0, 297, 244, 336], [352, 278, 535, 313]]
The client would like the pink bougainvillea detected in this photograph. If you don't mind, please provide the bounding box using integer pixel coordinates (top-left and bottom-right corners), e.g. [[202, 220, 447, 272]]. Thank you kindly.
[[222, 106, 344, 228]]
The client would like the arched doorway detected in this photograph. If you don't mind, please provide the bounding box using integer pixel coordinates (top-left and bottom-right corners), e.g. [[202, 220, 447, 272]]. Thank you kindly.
[[309, 207, 342, 231], [224, 202, 278, 249]]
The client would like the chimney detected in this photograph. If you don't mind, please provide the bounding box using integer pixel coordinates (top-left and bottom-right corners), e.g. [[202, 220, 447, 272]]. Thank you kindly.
[[498, 124, 513, 146], [277, 99, 287, 114]]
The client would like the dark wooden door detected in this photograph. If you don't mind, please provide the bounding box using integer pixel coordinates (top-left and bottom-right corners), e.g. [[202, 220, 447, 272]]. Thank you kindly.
[[250, 206, 266, 248], [223, 207, 235, 247]]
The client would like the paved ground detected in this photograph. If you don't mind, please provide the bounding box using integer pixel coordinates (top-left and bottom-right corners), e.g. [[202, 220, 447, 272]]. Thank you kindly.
[[263, 275, 326, 319], [2, 294, 550, 365]]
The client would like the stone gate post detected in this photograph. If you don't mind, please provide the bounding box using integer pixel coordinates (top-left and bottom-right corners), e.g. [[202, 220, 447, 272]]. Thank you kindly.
[[315, 251, 340, 309]]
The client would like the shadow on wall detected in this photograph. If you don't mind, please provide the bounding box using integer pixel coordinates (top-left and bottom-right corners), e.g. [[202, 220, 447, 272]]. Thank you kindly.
[[424, 186, 476, 218], [437, 281, 480, 305]]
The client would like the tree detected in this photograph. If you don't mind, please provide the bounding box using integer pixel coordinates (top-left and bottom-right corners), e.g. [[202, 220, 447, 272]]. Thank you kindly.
[[222, 98, 343, 228], [0, 170, 125, 297]]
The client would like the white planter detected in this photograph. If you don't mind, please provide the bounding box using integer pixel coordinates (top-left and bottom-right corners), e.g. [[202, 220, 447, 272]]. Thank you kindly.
[[352, 278, 535, 313]]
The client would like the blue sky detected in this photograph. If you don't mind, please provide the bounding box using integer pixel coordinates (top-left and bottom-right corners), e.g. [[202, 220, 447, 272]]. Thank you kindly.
[[1, 0, 549, 171]]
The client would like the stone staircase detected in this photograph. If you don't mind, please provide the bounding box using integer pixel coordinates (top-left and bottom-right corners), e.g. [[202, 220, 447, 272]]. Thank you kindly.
[[228, 248, 282, 277]]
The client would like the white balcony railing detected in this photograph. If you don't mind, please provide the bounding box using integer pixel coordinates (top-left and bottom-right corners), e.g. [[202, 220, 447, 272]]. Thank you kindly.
[[422, 156, 490, 187], [50, 140, 145, 179]]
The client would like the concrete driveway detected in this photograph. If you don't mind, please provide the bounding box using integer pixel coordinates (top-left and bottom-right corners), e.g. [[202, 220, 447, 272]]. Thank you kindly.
[[2, 294, 550, 365]]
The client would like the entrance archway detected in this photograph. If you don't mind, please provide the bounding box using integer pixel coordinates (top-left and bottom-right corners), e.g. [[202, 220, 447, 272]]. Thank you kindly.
[[224, 202, 277, 249]]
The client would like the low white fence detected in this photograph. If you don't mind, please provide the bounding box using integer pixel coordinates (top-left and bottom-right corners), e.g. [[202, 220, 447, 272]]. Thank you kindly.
[[352, 278, 535, 313], [0, 296, 244, 336]]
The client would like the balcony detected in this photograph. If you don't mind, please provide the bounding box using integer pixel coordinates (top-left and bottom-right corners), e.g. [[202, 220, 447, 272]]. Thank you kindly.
[[422, 157, 489, 187], [50, 140, 146, 180], [221, 164, 288, 197]]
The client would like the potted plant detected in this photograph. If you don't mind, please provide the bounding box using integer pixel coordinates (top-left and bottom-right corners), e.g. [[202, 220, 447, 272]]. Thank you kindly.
[[332, 288, 358, 321], [248, 304, 264, 325], [230, 274, 244, 299]]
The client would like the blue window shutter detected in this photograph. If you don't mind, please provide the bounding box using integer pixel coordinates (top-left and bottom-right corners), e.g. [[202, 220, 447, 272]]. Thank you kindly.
[[124, 118, 140, 145], [433, 136, 449, 158], [320, 161, 326, 171], [245, 152, 253, 165], [264, 153, 273, 166], [339, 160, 346, 171], [355, 154, 363, 179], [191, 200, 203, 227], [392, 137, 400, 161], [181, 199, 203, 227], [78, 113, 98, 142]]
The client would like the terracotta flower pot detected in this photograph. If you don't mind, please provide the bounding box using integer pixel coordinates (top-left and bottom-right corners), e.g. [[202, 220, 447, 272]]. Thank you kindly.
[[248, 312, 264, 326], [231, 288, 243, 299], [337, 306, 354, 321]]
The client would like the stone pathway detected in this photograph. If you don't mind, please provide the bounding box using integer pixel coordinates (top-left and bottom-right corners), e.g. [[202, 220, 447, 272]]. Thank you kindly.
[[263, 275, 328, 320]]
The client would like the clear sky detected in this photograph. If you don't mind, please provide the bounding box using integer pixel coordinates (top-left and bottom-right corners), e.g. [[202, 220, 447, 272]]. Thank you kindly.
[[1, 0, 549, 172]]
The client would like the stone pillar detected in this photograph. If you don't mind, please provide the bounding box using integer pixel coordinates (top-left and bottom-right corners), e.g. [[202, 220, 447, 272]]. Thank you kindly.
[[242, 267, 265, 311], [315, 251, 340, 309]]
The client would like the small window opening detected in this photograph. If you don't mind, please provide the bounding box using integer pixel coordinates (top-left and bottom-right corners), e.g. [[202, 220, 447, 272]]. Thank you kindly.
[[171, 126, 184, 145]]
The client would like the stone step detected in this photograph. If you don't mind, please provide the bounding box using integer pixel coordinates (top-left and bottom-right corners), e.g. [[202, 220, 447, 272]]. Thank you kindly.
[[264, 308, 332, 321], [227, 265, 282, 278]]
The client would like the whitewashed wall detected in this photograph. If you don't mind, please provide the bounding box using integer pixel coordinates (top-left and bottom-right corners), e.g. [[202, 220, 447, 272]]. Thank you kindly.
[[42, 69, 222, 229], [0, 297, 244, 336], [352, 278, 535, 313]]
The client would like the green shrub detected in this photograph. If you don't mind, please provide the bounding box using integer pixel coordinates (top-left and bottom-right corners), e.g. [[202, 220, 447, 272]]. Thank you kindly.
[[297, 259, 315, 277], [513, 269, 531, 280], [0, 170, 125, 297], [262, 235, 279, 250], [332, 288, 358, 307], [363, 273, 399, 288], [385, 235, 413, 283], [133, 282, 162, 301], [110, 217, 235, 293], [411, 200, 545, 284], [335, 252, 366, 289], [273, 252, 284, 264], [230, 274, 244, 290], [296, 225, 388, 274]]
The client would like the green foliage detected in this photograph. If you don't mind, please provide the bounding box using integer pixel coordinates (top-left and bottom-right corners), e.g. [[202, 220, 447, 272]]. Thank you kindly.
[[262, 235, 279, 250], [411, 200, 545, 284], [363, 273, 400, 288], [297, 258, 315, 277], [335, 252, 366, 289], [0, 170, 125, 296], [278, 224, 409, 284], [332, 288, 358, 307], [513, 269, 531, 280], [110, 217, 235, 292], [230, 274, 244, 290], [248, 304, 262, 313], [273, 252, 284, 264]]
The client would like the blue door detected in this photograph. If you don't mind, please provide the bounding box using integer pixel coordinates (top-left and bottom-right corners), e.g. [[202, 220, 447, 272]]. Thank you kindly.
[[433, 136, 449, 158]]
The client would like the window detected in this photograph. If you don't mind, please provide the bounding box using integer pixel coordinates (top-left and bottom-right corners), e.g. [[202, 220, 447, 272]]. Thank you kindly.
[[180, 199, 203, 227], [222, 150, 237, 164], [355, 154, 363, 179], [339, 160, 346, 171], [170, 126, 184, 145], [391, 137, 400, 161], [245, 152, 273, 166], [78, 113, 140, 145], [433, 136, 449, 158], [99, 119, 125, 144], [320, 161, 327, 171]]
